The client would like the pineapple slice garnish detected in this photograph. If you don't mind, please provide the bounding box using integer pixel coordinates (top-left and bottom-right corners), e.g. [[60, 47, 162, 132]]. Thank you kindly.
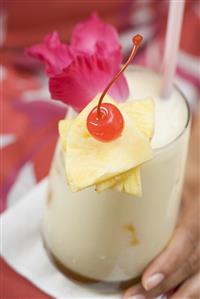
[[121, 99, 154, 139], [96, 99, 154, 195], [96, 167, 141, 196], [58, 119, 73, 151], [112, 167, 141, 196], [59, 95, 154, 196]]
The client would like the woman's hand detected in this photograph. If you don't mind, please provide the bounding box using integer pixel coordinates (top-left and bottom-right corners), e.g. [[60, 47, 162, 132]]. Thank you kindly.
[[123, 108, 200, 299]]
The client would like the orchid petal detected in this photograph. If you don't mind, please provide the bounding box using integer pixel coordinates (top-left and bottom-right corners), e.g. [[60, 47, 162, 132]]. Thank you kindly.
[[26, 32, 73, 76], [49, 54, 128, 112], [71, 13, 122, 61]]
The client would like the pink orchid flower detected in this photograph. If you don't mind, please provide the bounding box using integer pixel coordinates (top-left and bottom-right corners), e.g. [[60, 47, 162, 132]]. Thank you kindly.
[[26, 31, 74, 76], [26, 13, 129, 112]]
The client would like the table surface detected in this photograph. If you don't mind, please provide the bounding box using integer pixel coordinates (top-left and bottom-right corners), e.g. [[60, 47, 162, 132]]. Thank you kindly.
[[0, 258, 53, 299]]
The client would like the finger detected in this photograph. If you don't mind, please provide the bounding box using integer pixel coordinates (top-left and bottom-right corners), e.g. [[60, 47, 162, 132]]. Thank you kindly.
[[142, 193, 199, 291], [141, 225, 196, 291], [143, 247, 200, 298], [123, 283, 145, 299], [169, 271, 200, 299], [123, 248, 200, 299]]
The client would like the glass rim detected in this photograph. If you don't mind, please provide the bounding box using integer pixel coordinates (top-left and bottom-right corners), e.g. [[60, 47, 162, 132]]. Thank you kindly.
[[126, 66, 191, 152]]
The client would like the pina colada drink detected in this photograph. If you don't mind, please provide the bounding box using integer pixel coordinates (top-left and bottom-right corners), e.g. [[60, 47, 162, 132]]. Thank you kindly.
[[43, 66, 190, 291]]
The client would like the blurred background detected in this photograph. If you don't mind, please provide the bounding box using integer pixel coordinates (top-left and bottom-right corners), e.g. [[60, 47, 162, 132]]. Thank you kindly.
[[1, 0, 199, 212], [0, 1, 199, 298]]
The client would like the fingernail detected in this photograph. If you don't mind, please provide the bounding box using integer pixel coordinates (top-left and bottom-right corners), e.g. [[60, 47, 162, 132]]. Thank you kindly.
[[144, 273, 164, 290], [129, 295, 146, 299]]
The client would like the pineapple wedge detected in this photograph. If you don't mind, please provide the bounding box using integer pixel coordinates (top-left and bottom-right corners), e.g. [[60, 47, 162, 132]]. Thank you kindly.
[[95, 98, 154, 195], [65, 95, 153, 192], [95, 167, 141, 195], [59, 119, 143, 196], [58, 119, 73, 151], [112, 167, 142, 196], [121, 99, 154, 139], [95, 168, 132, 192]]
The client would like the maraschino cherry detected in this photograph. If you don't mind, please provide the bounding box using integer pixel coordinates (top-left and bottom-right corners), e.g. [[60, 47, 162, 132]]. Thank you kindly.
[[87, 34, 143, 142]]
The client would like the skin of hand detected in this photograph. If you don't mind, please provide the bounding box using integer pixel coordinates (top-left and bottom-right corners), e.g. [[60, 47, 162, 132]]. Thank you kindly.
[[123, 105, 200, 299]]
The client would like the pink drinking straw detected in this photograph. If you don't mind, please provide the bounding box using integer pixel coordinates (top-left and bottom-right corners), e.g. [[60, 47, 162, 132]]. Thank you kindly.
[[160, 0, 185, 98]]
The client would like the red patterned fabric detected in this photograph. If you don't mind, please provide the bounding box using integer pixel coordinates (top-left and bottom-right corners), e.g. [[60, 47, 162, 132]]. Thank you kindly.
[[0, 258, 53, 299]]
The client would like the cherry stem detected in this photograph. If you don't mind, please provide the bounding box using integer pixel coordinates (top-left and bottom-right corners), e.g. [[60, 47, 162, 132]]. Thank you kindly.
[[97, 34, 143, 118]]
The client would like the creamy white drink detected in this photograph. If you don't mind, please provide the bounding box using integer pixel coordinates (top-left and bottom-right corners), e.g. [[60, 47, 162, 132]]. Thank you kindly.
[[43, 67, 190, 287]]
